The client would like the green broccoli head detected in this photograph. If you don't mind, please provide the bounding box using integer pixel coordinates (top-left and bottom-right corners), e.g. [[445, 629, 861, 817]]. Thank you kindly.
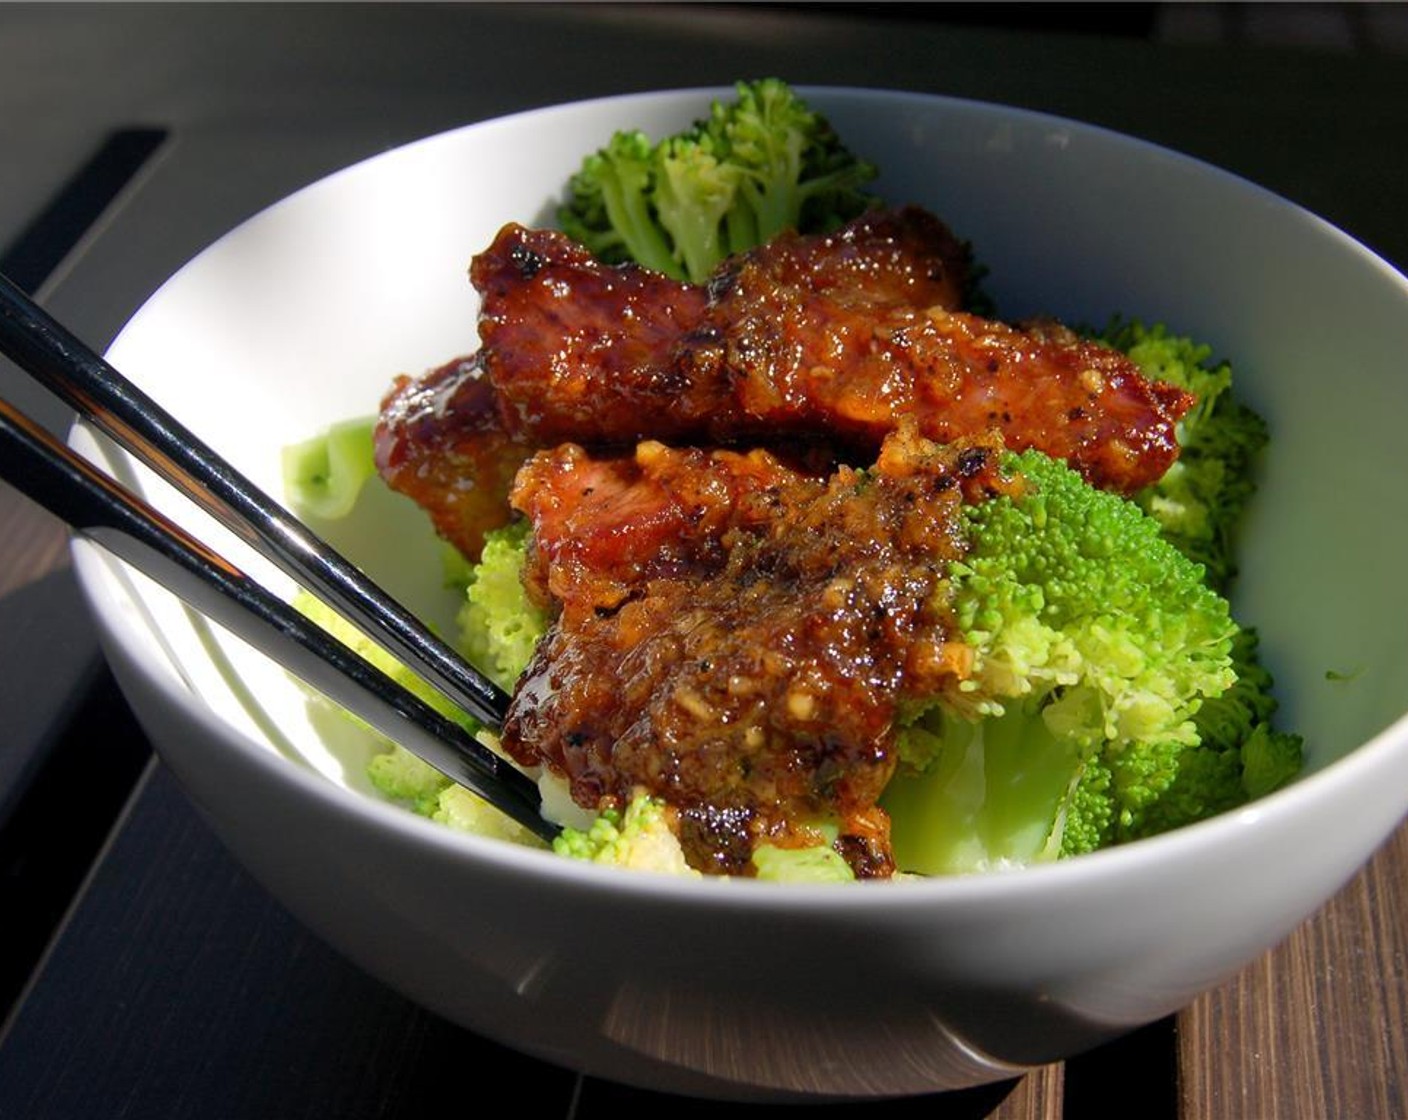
[[558, 79, 877, 283], [456, 518, 548, 691], [710, 76, 878, 246], [559, 128, 680, 277], [950, 449, 1237, 741], [553, 794, 700, 876], [1192, 626, 1303, 804], [290, 516, 552, 842], [293, 587, 480, 733], [1064, 629, 1303, 851], [653, 129, 744, 286], [366, 742, 452, 816], [886, 449, 1249, 875], [1103, 320, 1270, 591]]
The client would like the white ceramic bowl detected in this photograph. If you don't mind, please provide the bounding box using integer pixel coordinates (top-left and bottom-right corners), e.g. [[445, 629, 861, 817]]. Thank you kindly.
[[74, 88, 1408, 1101]]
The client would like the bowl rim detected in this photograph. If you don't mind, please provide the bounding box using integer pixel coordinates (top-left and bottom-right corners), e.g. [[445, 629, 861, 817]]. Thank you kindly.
[[76, 84, 1408, 910]]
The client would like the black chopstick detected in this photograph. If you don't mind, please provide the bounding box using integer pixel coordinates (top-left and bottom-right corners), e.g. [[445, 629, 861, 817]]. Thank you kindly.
[[0, 271, 510, 730], [0, 396, 554, 842], [0, 273, 555, 842]]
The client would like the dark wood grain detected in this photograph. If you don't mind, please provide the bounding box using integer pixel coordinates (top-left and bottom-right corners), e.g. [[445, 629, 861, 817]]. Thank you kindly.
[[993, 1066, 1064, 1120], [572, 1061, 1063, 1117], [1177, 818, 1408, 1119]]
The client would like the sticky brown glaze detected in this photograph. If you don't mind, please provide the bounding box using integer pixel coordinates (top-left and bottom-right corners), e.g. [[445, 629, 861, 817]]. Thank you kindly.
[[500, 427, 1015, 877], [473, 208, 1192, 493], [471, 225, 715, 445], [708, 204, 972, 312], [376, 208, 971, 560], [471, 206, 971, 446], [685, 288, 1195, 494], [374, 355, 532, 560], [510, 439, 806, 624]]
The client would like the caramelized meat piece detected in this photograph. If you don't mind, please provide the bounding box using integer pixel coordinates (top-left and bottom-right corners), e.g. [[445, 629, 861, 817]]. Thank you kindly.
[[374, 355, 532, 560], [472, 206, 973, 449], [501, 428, 1014, 877], [382, 206, 1184, 560], [684, 292, 1194, 495], [708, 204, 972, 312], [383, 207, 976, 559], [472, 226, 714, 446], [474, 209, 1192, 493], [511, 439, 803, 624]]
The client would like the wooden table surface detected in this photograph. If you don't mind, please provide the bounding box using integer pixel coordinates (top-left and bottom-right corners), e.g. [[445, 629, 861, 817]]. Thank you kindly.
[[1, 6, 1405, 1117]]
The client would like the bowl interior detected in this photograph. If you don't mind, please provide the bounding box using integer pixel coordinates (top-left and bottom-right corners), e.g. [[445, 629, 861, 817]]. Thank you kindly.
[[81, 87, 1408, 839]]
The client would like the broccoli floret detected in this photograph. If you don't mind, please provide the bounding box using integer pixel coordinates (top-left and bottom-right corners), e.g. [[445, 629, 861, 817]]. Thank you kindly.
[[560, 129, 680, 277], [554, 794, 699, 877], [1103, 320, 1269, 591], [558, 79, 877, 283], [357, 521, 546, 831], [1194, 626, 1303, 801], [293, 592, 533, 832], [290, 517, 553, 842], [364, 750, 548, 848], [1063, 630, 1302, 847], [366, 742, 451, 816], [456, 519, 547, 690], [746, 817, 858, 882], [885, 449, 1250, 875], [556, 797, 855, 881]]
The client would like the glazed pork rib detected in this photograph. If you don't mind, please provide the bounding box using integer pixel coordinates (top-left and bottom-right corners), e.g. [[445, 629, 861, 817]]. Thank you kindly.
[[500, 428, 1015, 876], [473, 206, 1192, 493], [377, 206, 1190, 560], [374, 354, 532, 560], [376, 205, 975, 559]]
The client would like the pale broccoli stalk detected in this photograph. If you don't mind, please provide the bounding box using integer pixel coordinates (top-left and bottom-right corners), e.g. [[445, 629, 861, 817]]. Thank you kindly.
[[885, 449, 1254, 875], [558, 79, 877, 283], [281, 416, 377, 520], [885, 702, 1084, 872], [1103, 320, 1269, 592]]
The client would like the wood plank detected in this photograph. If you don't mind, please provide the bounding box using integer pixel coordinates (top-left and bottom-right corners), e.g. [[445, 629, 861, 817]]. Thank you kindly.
[[994, 1064, 1064, 1120], [1177, 818, 1408, 1118], [571, 1062, 1064, 1117]]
